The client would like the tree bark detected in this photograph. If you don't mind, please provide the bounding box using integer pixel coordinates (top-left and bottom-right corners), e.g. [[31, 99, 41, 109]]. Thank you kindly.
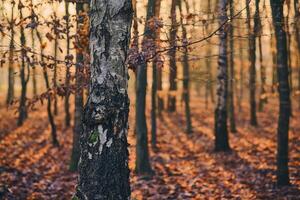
[[74, 0, 132, 199], [214, 0, 231, 152], [270, 0, 291, 186]]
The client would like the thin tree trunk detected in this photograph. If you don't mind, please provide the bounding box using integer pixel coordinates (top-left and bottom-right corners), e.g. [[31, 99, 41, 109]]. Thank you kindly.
[[31, 33, 37, 96], [69, 1, 87, 172], [286, 3, 294, 116], [30, 0, 37, 97], [246, 0, 258, 126], [270, 0, 291, 186], [270, 27, 277, 93], [180, 0, 192, 134], [74, 0, 132, 198], [131, 0, 138, 137], [0, 1, 4, 69], [256, 0, 267, 111], [36, 30, 59, 147], [18, 2, 29, 126], [215, 0, 231, 152], [135, 0, 156, 175], [156, 0, 164, 115], [228, 0, 237, 133], [6, 2, 15, 106], [295, 0, 300, 110], [53, 11, 59, 116], [167, 0, 178, 112], [64, 0, 71, 127], [238, 17, 244, 111], [205, 0, 215, 108], [151, 0, 161, 149], [258, 36, 267, 111]]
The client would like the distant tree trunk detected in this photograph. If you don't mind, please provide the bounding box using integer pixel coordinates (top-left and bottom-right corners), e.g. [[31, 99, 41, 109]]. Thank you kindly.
[[135, 0, 156, 175], [151, 0, 161, 149], [258, 36, 267, 111], [215, 0, 231, 152], [180, 0, 192, 134], [285, 3, 293, 116], [53, 11, 59, 116], [131, 0, 138, 137], [30, 0, 37, 97], [246, 0, 258, 126], [255, 0, 267, 112], [156, 0, 164, 115], [270, 27, 277, 93], [237, 17, 244, 111], [36, 30, 59, 147], [228, 0, 237, 133], [69, 2, 87, 172], [167, 0, 178, 112], [205, 0, 215, 109], [74, 0, 132, 198], [270, 0, 291, 186], [18, 2, 29, 126], [294, 0, 300, 110], [64, 0, 71, 127], [6, 2, 15, 106], [31, 40, 37, 97]]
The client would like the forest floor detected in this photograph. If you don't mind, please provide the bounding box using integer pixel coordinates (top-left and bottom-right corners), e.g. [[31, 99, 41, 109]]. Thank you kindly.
[[0, 97, 300, 200]]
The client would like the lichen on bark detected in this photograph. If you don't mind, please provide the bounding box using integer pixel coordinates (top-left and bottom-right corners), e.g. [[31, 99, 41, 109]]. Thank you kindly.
[[75, 0, 132, 199]]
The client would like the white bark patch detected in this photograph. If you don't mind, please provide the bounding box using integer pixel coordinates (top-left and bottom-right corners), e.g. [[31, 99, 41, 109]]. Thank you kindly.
[[98, 125, 108, 154], [88, 152, 92, 160], [106, 138, 113, 147]]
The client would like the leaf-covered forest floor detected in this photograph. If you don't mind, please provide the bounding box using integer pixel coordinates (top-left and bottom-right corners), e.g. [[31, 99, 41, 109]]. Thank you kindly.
[[0, 97, 299, 199]]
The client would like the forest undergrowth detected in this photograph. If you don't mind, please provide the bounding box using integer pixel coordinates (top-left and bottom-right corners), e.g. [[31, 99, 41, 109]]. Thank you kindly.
[[0, 97, 299, 199]]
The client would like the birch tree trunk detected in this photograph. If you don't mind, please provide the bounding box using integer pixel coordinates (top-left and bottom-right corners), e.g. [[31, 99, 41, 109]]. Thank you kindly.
[[270, 0, 291, 186], [74, 0, 132, 198], [214, 0, 231, 152]]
